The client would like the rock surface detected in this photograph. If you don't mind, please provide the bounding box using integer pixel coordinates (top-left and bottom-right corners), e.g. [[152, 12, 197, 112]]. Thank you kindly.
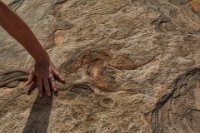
[[0, 0, 200, 133]]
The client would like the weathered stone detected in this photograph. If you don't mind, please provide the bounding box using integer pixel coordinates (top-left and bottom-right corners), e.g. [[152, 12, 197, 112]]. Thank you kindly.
[[0, 0, 200, 132]]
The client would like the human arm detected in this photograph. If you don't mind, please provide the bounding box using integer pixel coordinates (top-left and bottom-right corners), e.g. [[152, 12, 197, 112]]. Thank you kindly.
[[0, 1, 48, 61], [0, 1, 65, 97]]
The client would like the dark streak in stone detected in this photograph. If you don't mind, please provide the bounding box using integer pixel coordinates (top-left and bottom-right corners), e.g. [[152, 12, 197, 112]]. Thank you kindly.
[[54, 0, 68, 5], [70, 84, 94, 96], [151, 68, 200, 133], [151, 15, 171, 32], [8, 0, 25, 11], [0, 70, 29, 88]]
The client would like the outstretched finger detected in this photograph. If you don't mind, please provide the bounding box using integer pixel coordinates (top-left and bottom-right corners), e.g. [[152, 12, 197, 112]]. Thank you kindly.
[[44, 78, 51, 96], [26, 72, 35, 85], [37, 78, 43, 97], [52, 69, 65, 84], [27, 82, 37, 95]]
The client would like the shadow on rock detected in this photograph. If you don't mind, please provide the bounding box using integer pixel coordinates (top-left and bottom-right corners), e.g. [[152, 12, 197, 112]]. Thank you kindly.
[[23, 96, 52, 133]]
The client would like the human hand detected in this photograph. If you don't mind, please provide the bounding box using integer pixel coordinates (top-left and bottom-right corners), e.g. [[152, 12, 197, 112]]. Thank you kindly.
[[25, 57, 65, 97]]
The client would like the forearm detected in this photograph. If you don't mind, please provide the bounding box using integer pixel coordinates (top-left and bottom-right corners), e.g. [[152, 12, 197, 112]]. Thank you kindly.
[[0, 1, 49, 61]]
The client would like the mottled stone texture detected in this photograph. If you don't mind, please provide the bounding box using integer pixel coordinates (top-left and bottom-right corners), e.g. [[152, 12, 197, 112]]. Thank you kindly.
[[0, 0, 200, 133]]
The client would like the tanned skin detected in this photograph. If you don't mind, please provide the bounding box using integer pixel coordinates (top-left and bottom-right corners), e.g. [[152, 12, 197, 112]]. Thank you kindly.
[[0, 1, 65, 97]]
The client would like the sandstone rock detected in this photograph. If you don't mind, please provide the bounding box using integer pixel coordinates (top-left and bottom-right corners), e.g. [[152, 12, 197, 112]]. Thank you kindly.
[[0, 0, 200, 133]]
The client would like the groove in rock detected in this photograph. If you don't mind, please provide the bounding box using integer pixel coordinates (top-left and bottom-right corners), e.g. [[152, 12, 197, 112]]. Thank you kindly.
[[8, 0, 25, 11], [0, 70, 29, 88], [152, 68, 200, 133]]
